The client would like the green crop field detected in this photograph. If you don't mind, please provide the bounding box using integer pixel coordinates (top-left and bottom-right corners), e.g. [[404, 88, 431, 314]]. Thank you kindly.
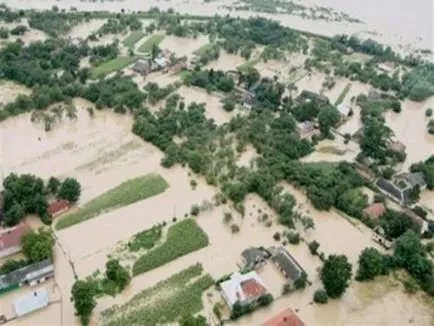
[[90, 56, 140, 79], [128, 225, 163, 251], [123, 31, 146, 47], [56, 174, 169, 230], [335, 83, 352, 105], [132, 219, 209, 275], [138, 34, 165, 53], [101, 263, 213, 326]]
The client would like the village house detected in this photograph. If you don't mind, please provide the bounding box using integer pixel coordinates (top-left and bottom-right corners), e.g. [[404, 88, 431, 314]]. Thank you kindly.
[[262, 308, 305, 326], [13, 288, 49, 318], [241, 247, 269, 269], [220, 271, 268, 310], [169, 61, 186, 74], [0, 259, 54, 295], [363, 202, 386, 220], [296, 121, 315, 135], [131, 60, 151, 77], [402, 209, 429, 235], [375, 178, 411, 206], [336, 103, 351, 117], [269, 247, 305, 286], [46, 199, 71, 218], [0, 223, 31, 259], [395, 172, 427, 191], [297, 90, 329, 106]]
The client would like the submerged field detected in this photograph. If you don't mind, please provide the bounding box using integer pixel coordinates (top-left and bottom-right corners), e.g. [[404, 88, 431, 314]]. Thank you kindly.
[[56, 174, 169, 230]]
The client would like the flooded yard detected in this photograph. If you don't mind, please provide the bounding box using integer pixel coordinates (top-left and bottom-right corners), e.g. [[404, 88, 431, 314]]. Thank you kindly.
[[301, 138, 360, 163], [67, 18, 107, 40], [0, 80, 32, 105], [206, 52, 246, 72], [160, 35, 209, 57]]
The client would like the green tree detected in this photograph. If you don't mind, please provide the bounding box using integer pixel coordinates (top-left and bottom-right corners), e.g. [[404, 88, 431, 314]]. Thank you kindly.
[[394, 230, 425, 268], [321, 254, 352, 298], [47, 176, 61, 194], [105, 259, 131, 292], [21, 228, 54, 262], [294, 272, 308, 289], [179, 313, 207, 326], [5, 203, 25, 226], [58, 178, 81, 203], [318, 105, 340, 136], [71, 280, 96, 326], [151, 43, 160, 61], [313, 289, 328, 304], [356, 247, 386, 281], [308, 240, 320, 255]]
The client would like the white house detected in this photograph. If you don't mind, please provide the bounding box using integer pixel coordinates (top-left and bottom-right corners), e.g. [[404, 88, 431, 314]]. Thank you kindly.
[[220, 271, 268, 310]]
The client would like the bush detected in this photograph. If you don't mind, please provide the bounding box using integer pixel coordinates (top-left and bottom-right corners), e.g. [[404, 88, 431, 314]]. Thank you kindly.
[[231, 224, 240, 234], [308, 240, 320, 255], [257, 293, 273, 306], [190, 204, 200, 216], [223, 212, 233, 224], [282, 283, 292, 295], [313, 289, 328, 304], [273, 232, 281, 241], [425, 108, 433, 117], [287, 232, 300, 244]]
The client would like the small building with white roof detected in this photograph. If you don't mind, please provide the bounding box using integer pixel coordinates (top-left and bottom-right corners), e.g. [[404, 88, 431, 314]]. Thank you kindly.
[[13, 288, 49, 317]]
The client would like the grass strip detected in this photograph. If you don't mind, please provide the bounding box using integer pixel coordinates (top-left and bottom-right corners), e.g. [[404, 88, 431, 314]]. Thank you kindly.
[[56, 174, 169, 230], [128, 225, 163, 252], [123, 31, 146, 47], [138, 34, 165, 53], [132, 219, 208, 276], [334, 82, 352, 105], [90, 56, 140, 79]]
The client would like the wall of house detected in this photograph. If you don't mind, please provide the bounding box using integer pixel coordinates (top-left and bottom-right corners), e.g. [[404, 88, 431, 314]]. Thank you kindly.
[[0, 245, 21, 258]]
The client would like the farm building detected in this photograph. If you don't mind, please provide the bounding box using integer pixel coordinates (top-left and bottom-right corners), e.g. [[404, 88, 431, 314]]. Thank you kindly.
[[262, 308, 305, 326], [220, 271, 268, 310], [131, 60, 151, 76], [269, 247, 305, 286], [46, 200, 71, 218], [241, 247, 269, 269], [13, 288, 49, 317], [0, 259, 54, 295], [375, 178, 411, 206], [0, 223, 31, 258]]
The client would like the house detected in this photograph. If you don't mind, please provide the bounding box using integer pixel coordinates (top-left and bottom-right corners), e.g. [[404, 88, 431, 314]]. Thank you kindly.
[[377, 62, 396, 73], [269, 247, 305, 286], [13, 288, 49, 317], [131, 60, 151, 76], [262, 308, 305, 326], [337, 103, 351, 117], [363, 203, 386, 220], [0, 223, 31, 259], [296, 121, 315, 135], [402, 209, 429, 235], [153, 56, 168, 70], [46, 200, 71, 218], [375, 178, 411, 206], [241, 247, 269, 269], [297, 90, 329, 106], [0, 259, 54, 295], [220, 271, 268, 310], [395, 172, 427, 191], [243, 90, 256, 110]]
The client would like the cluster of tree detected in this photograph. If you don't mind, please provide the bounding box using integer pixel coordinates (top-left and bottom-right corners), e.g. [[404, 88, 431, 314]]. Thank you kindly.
[[230, 294, 273, 320], [252, 78, 286, 110], [28, 10, 83, 37], [0, 228, 54, 276], [0, 5, 23, 23], [410, 155, 434, 190], [96, 16, 142, 36], [184, 68, 235, 93], [10, 25, 28, 36], [320, 254, 352, 298], [400, 63, 434, 101], [2, 173, 81, 226], [144, 81, 179, 105], [89, 42, 119, 66], [197, 43, 220, 65]]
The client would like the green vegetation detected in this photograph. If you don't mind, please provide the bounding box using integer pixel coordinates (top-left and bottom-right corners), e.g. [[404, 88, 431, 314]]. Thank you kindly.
[[21, 228, 55, 263], [313, 289, 328, 304], [58, 177, 81, 203], [56, 174, 169, 230], [71, 280, 97, 326], [230, 293, 273, 320], [334, 83, 352, 105], [138, 34, 164, 53], [237, 58, 259, 73], [321, 255, 352, 298], [356, 247, 390, 281], [184, 69, 235, 93], [410, 155, 434, 190], [426, 108, 433, 117], [90, 56, 140, 79], [193, 42, 215, 56], [101, 264, 213, 326], [28, 10, 82, 36], [123, 31, 146, 47], [128, 225, 163, 251], [133, 219, 209, 276]]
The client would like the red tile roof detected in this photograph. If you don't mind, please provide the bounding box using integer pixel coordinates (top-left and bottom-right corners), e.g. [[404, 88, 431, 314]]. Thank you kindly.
[[47, 200, 71, 217], [262, 308, 305, 326], [363, 203, 386, 219], [240, 279, 267, 300], [0, 223, 31, 251]]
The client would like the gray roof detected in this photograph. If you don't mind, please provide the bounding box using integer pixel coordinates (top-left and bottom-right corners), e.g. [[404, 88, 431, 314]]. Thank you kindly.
[[376, 178, 411, 205], [241, 247, 268, 267], [271, 247, 304, 282], [0, 259, 54, 290], [299, 90, 329, 104], [132, 61, 150, 74], [395, 172, 427, 189], [13, 288, 49, 317]]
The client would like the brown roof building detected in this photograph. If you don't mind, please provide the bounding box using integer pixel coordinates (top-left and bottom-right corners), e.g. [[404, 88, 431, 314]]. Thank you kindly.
[[262, 308, 305, 326], [240, 279, 267, 300], [363, 203, 386, 219], [47, 200, 71, 218], [0, 223, 31, 258]]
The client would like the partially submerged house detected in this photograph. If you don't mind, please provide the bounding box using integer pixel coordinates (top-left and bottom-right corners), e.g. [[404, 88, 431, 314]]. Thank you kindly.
[[262, 308, 305, 326], [363, 203, 386, 220], [296, 121, 315, 135], [220, 271, 268, 310], [131, 60, 151, 76], [269, 247, 305, 286], [0, 223, 31, 259], [241, 247, 269, 269], [13, 288, 49, 318], [0, 259, 54, 295], [47, 200, 71, 218], [375, 178, 411, 206], [402, 209, 429, 235], [297, 90, 329, 106], [336, 103, 351, 117], [395, 172, 427, 191]]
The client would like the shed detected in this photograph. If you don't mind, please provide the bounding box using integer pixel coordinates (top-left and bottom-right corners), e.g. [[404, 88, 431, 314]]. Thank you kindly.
[[13, 288, 49, 317], [363, 203, 386, 220], [269, 247, 305, 285], [47, 200, 71, 218], [0, 224, 31, 259], [132, 60, 151, 76], [337, 103, 351, 116]]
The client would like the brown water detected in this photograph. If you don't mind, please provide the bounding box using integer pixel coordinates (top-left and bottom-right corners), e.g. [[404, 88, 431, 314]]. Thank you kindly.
[[0, 81, 32, 105], [160, 34, 209, 57], [67, 18, 107, 39], [205, 51, 246, 72]]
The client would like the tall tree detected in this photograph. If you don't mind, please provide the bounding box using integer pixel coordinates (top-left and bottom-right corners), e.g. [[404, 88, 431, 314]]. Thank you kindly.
[[318, 105, 340, 136], [71, 280, 96, 326], [321, 254, 352, 298], [58, 178, 81, 203], [21, 228, 54, 262], [356, 247, 386, 281]]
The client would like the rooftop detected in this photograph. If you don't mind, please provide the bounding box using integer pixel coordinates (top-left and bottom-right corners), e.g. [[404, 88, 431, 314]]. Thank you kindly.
[[46, 199, 71, 217], [241, 247, 268, 268], [395, 172, 427, 189], [375, 178, 411, 205], [337, 103, 351, 116], [363, 203, 386, 219], [262, 308, 305, 326], [13, 288, 49, 317], [132, 60, 151, 74], [299, 90, 329, 104], [270, 247, 305, 283], [0, 259, 54, 291], [0, 223, 31, 252]]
